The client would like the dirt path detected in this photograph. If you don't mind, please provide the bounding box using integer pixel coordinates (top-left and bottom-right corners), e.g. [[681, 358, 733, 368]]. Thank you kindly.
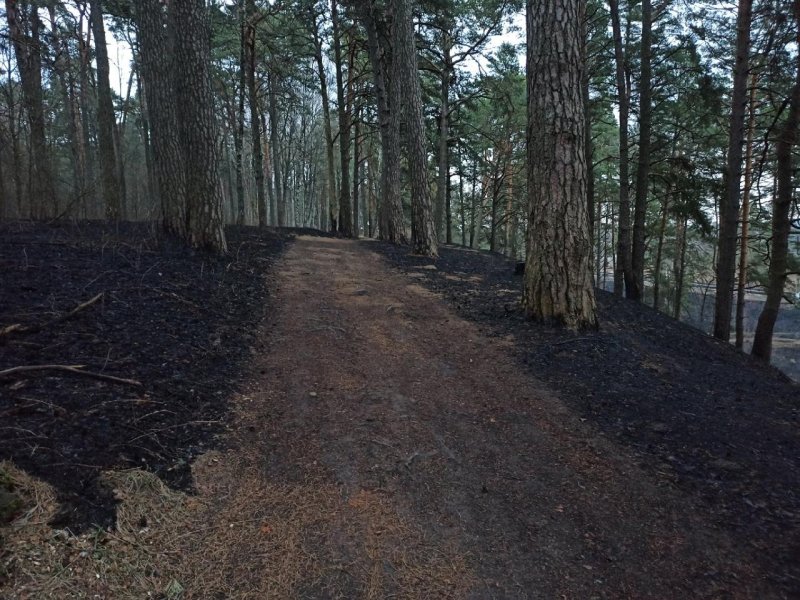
[[183, 237, 776, 598]]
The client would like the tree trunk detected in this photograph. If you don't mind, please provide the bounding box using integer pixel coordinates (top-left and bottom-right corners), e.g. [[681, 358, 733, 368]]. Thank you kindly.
[[584, 72, 594, 251], [135, 64, 156, 215], [135, 0, 187, 236], [171, 0, 227, 251], [469, 154, 479, 248], [652, 190, 670, 311], [366, 138, 378, 237], [0, 132, 6, 218], [310, 12, 336, 232], [713, 0, 752, 341], [90, 0, 122, 221], [116, 68, 133, 218], [608, 0, 632, 297], [735, 77, 758, 349], [504, 156, 514, 257], [393, 0, 437, 256], [582, 9, 594, 256], [267, 74, 284, 226], [673, 215, 687, 320], [332, 0, 354, 236], [489, 159, 501, 253], [78, 11, 97, 217], [751, 30, 800, 361], [360, 1, 405, 242], [445, 150, 453, 245], [630, 0, 652, 301], [435, 34, 452, 239], [246, 0, 267, 228], [281, 110, 295, 225], [49, 6, 84, 209], [5, 0, 55, 218], [235, 0, 247, 225], [459, 150, 467, 246], [4, 84, 27, 217], [524, 0, 597, 328], [353, 102, 361, 238]]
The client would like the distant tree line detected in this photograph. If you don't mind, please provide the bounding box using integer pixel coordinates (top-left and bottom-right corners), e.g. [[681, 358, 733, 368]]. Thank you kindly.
[[0, 0, 798, 360]]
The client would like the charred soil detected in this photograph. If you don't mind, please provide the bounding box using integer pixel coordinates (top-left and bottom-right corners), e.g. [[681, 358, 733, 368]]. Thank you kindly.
[[0, 221, 288, 531]]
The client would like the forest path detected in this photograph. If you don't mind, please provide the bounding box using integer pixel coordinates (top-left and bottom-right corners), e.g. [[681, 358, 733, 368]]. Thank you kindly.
[[183, 236, 764, 598]]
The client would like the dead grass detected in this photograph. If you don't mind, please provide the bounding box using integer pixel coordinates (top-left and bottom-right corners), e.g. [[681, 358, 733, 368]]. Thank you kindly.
[[1, 461, 187, 599], [1, 458, 476, 599]]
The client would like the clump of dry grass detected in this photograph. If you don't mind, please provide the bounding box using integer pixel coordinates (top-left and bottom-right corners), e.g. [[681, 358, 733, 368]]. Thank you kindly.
[[1, 456, 476, 599], [0, 462, 187, 599]]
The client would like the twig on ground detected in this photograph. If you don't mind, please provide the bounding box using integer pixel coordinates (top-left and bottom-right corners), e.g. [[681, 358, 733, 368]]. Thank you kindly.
[[142, 286, 204, 311], [0, 364, 143, 388], [0, 292, 104, 338]]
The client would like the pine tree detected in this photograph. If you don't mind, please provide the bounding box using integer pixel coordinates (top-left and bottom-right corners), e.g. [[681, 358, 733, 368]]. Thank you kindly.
[[523, 0, 597, 328]]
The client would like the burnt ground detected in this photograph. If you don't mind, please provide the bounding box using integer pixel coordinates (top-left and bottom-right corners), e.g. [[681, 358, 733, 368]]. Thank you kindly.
[[0, 221, 290, 531], [373, 240, 800, 594], [2, 228, 799, 599]]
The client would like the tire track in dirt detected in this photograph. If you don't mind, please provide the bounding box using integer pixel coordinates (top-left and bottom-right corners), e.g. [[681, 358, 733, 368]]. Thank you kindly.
[[184, 236, 777, 599]]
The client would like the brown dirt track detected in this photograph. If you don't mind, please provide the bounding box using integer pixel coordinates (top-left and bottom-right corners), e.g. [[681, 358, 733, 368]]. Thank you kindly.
[[180, 236, 793, 598]]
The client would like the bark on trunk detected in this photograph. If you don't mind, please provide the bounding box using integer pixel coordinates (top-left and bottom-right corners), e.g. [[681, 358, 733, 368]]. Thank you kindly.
[[608, 0, 633, 297], [135, 0, 187, 236], [171, 0, 227, 251], [246, 0, 267, 228], [714, 0, 752, 341], [0, 134, 6, 218], [524, 0, 597, 329], [630, 0, 652, 301], [78, 13, 97, 217], [49, 6, 84, 208], [353, 103, 361, 238], [360, 1, 405, 243], [136, 66, 156, 214], [393, 0, 437, 256], [652, 190, 670, 311], [235, 0, 247, 225], [90, 0, 122, 221], [5, 84, 27, 217], [332, 0, 354, 237], [735, 77, 758, 350], [459, 150, 467, 246], [310, 12, 337, 232], [673, 215, 688, 320], [469, 154, 479, 248], [435, 35, 452, 239], [268, 74, 283, 226], [5, 0, 55, 218]]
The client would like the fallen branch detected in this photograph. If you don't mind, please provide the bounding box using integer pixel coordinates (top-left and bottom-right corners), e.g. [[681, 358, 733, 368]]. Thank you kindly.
[[0, 292, 104, 338], [0, 323, 25, 337], [0, 364, 142, 388]]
